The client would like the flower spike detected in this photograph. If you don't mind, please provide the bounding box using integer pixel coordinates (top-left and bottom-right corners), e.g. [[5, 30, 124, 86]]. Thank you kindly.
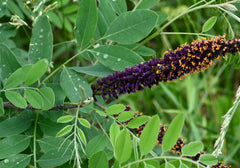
[[92, 36, 240, 100]]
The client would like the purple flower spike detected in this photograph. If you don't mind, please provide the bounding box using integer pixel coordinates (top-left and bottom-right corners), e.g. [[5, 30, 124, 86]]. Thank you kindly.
[[92, 36, 240, 100]]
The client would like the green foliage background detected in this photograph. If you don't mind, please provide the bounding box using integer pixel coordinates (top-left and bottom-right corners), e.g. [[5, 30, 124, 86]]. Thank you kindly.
[[0, 0, 239, 168]]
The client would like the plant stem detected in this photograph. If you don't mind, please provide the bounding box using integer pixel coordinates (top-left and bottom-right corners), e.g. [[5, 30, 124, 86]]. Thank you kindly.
[[33, 111, 39, 168], [73, 105, 81, 168]]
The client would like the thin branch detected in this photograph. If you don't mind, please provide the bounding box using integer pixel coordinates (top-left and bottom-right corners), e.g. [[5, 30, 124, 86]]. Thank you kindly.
[[3, 102, 79, 111]]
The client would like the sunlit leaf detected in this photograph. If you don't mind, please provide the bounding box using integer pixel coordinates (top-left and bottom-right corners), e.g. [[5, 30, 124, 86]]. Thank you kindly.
[[56, 125, 73, 137], [89, 151, 108, 168], [5, 64, 32, 88], [39, 87, 55, 110], [57, 115, 74, 123], [77, 128, 87, 145], [127, 115, 150, 128], [25, 89, 43, 109], [114, 129, 132, 163], [140, 115, 160, 155], [106, 104, 126, 115], [182, 141, 203, 156], [199, 154, 218, 166], [162, 114, 185, 152], [110, 122, 120, 147], [79, 118, 91, 128], [5, 91, 27, 108], [202, 16, 217, 32], [25, 59, 48, 85]]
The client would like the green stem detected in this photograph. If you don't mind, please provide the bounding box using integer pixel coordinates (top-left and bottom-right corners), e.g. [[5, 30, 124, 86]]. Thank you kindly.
[[73, 105, 81, 168], [159, 32, 214, 37], [33, 111, 39, 168], [0, 86, 38, 93]]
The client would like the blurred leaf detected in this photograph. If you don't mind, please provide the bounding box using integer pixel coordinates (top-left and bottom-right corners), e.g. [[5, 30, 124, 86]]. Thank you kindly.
[[0, 0, 7, 17], [127, 115, 150, 128], [157, 12, 168, 25], [7, 0, 24, 18], [107, 0, 127, 15], [0, 44, 21, 83], [38, 147, 73, 168], [60, 67, 92, 103], [72, 64, 115, 77], [56, 125, 73, 137], [77, 128, 87, 145], [5, 64, 32, 88], [136, 0, 159, 9], [63, 18, 73, 32], [28, 15, 53, 63], [0, 98, 4, 116], [186, 76, 197, 113], [199, 154, 218, 166], [0, 115, 31, 137], [62, 4, 79, 14], [222, 4, 238, 11], [75, 0, 97, 49], [5, 91, 27, 108], [86, 135, 107, 157], [140, 115, 160, 155], [91, 45, 144, 71], [117, 111, 135, 122], [162, 114, 185, 152], [16, 1, 31, 19], [0, 24, 17, 42], [0, 154, 31, 168], [110, 122, 120, 147], [0, 135, 31, 159], [47, 11, 63, 29], [57, 115, 74, 123], [202, 16, 217, 32], [39, 87, 55, 110], [106, 104, 126, 115], [25, 89, 43, 109], [114, 129, 132, 163], [25, 59, 48, 85], [182, 141, 203, 156], [89, 151, 108, 168], [104, 10, 158, 44], [79, 118, 91, 128]]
